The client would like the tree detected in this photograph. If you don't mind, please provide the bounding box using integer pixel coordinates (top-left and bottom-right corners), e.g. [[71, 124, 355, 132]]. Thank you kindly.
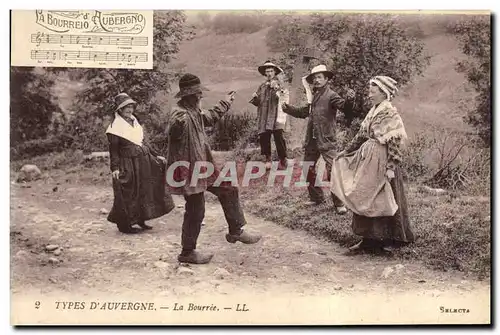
[[10, 67, 61, 145], [68, 10, 193, 152], [452, 16, 491, 146], [267, 13, 429, 135]]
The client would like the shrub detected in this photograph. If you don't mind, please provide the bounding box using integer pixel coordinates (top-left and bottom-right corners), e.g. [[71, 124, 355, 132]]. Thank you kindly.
[[10, 134, 76, 161], [451, 16, 491, 146], [400, 132, 438, 182], [267, 13, 429, 145], [10, 67, 62, 145], [209, 109, 257, 151]]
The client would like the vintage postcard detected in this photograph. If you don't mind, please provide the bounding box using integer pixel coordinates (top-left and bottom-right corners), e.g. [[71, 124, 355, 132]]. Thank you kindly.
[[10, 9, 491, 325]]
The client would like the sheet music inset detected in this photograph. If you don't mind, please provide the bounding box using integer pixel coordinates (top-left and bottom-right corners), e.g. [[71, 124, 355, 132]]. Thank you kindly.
[[11, 10, 153, 69]]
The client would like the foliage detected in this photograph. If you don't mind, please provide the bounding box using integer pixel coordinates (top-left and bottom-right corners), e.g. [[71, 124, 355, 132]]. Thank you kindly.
[[209, 109, 257, 151], [451, 16, 491, 146], [64, 11, 192, 153], [10, 67, 62, 145], [267, 13, 430, 128]]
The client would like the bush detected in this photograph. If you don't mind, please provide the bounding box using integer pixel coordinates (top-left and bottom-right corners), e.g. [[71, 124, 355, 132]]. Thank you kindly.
[[10, 134, 76, 160], [10, 67, 62, 145], [401, 132, 436, 182], [209, 109, 257, 151], [451, 16, 491, 146], [268, 14, 429, 126]]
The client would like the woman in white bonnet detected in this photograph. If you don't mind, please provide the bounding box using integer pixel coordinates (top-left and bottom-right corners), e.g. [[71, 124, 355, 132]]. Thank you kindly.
[[105, 93, 174, 234], [332, 76, 415, 253]]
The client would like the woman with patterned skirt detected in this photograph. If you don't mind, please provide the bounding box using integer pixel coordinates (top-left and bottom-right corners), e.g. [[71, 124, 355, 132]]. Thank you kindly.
[[331, 76, 415, 253]]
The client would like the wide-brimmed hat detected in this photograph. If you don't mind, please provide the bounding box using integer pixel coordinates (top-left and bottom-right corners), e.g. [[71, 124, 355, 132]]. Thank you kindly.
[[258, 61, 283, 76], [305, 65, 333, 84], [175, 73, 209, 99], [115, 93, 137, 111]]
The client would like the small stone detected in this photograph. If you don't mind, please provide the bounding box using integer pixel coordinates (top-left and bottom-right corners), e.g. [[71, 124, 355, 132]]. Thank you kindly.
[[176, 204, 184, 208], [17, 164, 42, 182], [483, 216, 491, 223], [45, 244, 59, 251], [15, 250, 28, 259], [73, 206, 81, 210], [418, 280, 426, 283], [99, 208, 109, 215], [53, 249, 62, 256], [333, 285, 342, 291], [422, 186, 447, 195], [301, 262, 313, 269], [49, 278, 58, 284], [48, 257, 59, 264], [348, 284, 354, 288], [52, 186, 58, 192], [154, 261, 169, 269], [274, 254, 280, 259], [395, 264, 405, 271], [17, 205, 22, 208], [97, 228, 105, 232], [430, 291, 441, 297], [214, 268, 231, 280], [317, 251, 327, 256], [177, 267, 195, 276], [381, 266, 394, 279]]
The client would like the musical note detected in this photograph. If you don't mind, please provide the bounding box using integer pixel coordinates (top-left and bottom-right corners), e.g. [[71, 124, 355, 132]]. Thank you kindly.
[[30, 33, 149, 46], [29, 49, 148, 64]]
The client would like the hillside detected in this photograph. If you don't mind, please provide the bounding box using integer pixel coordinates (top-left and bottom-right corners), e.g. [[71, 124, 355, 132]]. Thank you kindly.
[[50, 22, 477, 139], [169, 26, 476, 137]]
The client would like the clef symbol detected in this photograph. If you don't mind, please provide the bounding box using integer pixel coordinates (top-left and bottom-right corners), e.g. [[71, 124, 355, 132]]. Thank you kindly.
[[35, 32, 42, 47]]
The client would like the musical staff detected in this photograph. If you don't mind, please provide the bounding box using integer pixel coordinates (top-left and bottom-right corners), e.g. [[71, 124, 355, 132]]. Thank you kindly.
[[30, 49, 148, 63], [31, 32, 148, 47]]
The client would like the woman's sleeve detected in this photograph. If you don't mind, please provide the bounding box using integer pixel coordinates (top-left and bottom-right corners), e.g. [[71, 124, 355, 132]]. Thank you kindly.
[[386, 136, 403, 170], [107, 133, 120, 172], [344, 131, 367, 153]]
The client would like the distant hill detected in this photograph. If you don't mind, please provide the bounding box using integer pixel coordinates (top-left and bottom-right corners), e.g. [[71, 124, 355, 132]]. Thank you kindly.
[[170, 24, 476, 137], [52, 16, 478, 138]]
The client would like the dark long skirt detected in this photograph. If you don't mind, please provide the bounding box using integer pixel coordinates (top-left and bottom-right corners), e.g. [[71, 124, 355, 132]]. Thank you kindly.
[[352, 166, 415, 244], [107, 148, 175, 230]]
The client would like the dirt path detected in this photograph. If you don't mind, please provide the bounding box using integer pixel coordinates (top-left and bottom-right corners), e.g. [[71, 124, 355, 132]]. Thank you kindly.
[[10, 178, 490, 324]]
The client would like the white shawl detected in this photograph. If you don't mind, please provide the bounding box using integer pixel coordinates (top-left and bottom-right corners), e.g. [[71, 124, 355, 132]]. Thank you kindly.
[[105, 113, 144, 146]]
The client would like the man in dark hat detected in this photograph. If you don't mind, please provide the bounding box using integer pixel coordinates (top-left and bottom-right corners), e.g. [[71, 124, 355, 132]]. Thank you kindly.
[[165, 73, 262, 264], [282, 65, 356, 214], [250, 60, 289, 170]]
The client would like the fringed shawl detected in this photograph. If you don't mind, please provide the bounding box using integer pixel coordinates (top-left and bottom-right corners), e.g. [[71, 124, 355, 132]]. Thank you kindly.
[[360, 99, 408, 145]]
